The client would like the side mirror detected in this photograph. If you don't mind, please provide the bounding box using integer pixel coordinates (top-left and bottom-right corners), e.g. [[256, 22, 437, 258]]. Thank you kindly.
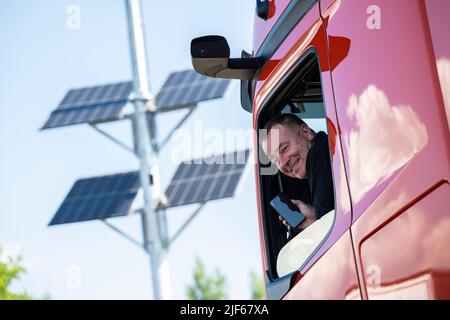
[[191, 35, 261, 80]]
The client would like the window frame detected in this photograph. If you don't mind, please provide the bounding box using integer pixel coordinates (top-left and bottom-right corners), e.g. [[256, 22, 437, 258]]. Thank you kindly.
[[256, 49, 337, 283]]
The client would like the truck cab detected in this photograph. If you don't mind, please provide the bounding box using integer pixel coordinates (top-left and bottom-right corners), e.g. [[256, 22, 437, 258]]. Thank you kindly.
[[191, 0, 450, 299]]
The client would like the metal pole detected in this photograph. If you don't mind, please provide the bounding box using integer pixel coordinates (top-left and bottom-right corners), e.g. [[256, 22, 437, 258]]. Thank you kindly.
[[89, 124, 135, 155], [101, 220, 144, 250], [125, 0, 171, 300]]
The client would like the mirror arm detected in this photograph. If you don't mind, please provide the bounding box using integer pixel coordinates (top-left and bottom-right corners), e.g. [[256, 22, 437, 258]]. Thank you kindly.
[[229, 58, 261, 69]]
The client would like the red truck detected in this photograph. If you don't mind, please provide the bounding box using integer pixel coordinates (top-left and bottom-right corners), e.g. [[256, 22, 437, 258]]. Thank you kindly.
[[191, 0, 450, 299]]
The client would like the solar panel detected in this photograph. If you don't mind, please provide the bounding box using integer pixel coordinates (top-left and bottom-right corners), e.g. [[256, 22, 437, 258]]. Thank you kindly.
[[49, 171, 145, 226], [160, 149, 250, 209], [155, 69, 230, 112], [41, 81, 133, 129]]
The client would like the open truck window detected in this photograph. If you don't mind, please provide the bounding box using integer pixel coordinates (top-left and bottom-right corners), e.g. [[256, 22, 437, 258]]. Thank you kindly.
[[257, 52, 336, 280]]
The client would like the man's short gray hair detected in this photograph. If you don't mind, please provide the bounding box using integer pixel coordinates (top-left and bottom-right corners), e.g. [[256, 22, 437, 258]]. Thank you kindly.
[[263, 113, 307, 133]]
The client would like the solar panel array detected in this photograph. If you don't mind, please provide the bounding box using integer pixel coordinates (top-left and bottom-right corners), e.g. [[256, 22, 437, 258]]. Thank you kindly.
[[42, 81, 133, 129], [44, 71, 236, 224], [160, 149, 250, 209], [155, 69, 230, 112], [49, 171, 143, 226]]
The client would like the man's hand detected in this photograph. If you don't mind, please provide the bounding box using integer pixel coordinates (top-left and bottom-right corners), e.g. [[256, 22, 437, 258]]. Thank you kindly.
[[279, 199, 317, 233]]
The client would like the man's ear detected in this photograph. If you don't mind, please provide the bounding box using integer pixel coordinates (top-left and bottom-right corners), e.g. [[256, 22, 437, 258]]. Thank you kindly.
[[299, 124, 315, 141]]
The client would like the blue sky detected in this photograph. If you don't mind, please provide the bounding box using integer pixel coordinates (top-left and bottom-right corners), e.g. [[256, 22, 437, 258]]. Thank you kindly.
[[0, 0, 262, 299]]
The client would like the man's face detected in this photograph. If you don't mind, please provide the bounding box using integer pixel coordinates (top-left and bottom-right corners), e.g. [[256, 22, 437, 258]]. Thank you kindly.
[[262, 123, 314, 179]]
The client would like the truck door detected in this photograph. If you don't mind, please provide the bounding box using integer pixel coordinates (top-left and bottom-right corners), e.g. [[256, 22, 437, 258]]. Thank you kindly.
[[320, 0, 450, 299]]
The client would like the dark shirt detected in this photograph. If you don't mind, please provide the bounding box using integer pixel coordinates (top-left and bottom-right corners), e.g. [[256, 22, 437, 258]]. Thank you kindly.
[[305, 131, 335, 219]]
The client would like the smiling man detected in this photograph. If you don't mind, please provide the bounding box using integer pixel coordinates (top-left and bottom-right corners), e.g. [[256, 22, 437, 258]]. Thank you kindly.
[[261, 113, 335, 232]]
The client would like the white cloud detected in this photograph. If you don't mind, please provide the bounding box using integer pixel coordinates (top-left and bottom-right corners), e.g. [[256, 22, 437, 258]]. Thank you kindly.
[[344, 85, 428, 203]]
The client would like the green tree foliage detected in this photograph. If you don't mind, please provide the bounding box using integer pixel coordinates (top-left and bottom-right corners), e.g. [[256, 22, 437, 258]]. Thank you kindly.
[[187, 257, 228, 300], [250, 271, 265, 300], [0, 247, 32, 300]]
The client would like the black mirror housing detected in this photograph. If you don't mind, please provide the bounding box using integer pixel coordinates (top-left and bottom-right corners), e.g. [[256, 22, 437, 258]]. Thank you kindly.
[[191, 35, 261, 80], [191, 35, 230, 59]]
